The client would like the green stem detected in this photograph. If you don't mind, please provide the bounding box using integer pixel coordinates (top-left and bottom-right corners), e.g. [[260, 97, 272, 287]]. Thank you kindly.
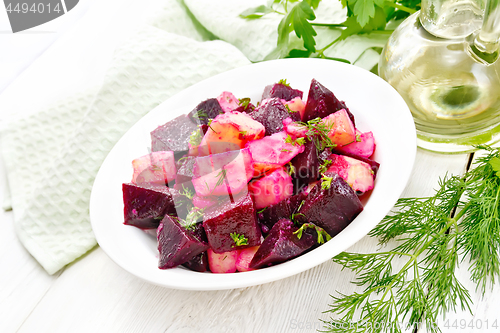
[[369, 218, 457, 319], [453, 202, 471, 221], [317, 36, 342, 55], [385, 1, 417, 14], [310, 23, 345, 28], [316, 29, 394, 57]]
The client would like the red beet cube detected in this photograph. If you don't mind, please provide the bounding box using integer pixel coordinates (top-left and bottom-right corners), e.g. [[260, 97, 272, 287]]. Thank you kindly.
[[297, 173, 363, 236], [303, 79, 355, 125], [122, 183, 178, 229], [250, 98, 300, 135], [202, 193, 261, 253], [187, 98, 224, 127], [261, 82, 303, 101], [151, 115, 198, 155], [249, 219, 316, 269], [157, 216, 209, 269]]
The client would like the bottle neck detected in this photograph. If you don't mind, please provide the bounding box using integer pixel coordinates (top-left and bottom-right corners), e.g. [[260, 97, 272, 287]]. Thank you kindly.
[[419, 0, 486, 38]]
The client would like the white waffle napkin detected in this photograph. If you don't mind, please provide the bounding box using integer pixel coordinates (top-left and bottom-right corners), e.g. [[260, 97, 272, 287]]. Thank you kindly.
[[0, 0, 389, 274]]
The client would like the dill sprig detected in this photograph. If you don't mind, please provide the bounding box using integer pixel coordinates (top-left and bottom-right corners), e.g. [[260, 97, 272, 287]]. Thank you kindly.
[[319, 159, 333, 174], [215, 169, 227, 188], [298, 117, 336, 152], [188, 128, 202, 147], [179, 184, 195, 200], [458, 148, 500, 293], [323, 146, 500, 333], [183, 208, 205, 231], [285, 134, 306, 146]]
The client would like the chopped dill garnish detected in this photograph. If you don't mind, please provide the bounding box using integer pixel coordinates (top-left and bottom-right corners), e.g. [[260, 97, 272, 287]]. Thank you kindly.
[[183, 208, 205, 231], [192, 109, 208, 121], [179, 184, 195, 200], [321, 175, 333, 190], [238, 97, 252, 109], [215, 169, 227, 188], [297, 117, 336, 152], [285, 134, 306, 146], [287, 162, 296, 176], [319, 159, 333, 174], [189, 128, 202, 147], [207, 119, 217, 133], [278, 78, 290, 87], [293, 223, 332, 244], [285, 104, 297, 114], [230, 232, 249, 247]]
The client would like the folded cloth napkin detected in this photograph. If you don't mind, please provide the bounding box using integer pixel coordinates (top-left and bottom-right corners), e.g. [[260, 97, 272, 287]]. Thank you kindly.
[[0, 0, 389, 274]]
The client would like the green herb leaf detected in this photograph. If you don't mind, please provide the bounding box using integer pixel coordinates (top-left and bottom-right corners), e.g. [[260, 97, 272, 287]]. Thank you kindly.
[[293, 222, 332, 244], [295, 137, 306, 145], [305, 0, 320, 9], [287, 161, 296, 176], [285, 133, 306, 146], [207, 118, 217, 133], [351, 0, 376, 27], [321, 175, 333, 190], [319, 159, 332, 174], [291, 200, 306, 223], [298, 117, 336, 152], [324, 147, 500, 332], [238, 97, 252, 109], [489, 157, 500, 178], [189, 128, 203, 147], [192, 109, 208, 122], [230, 232, 249, 247], [179, 184, 195, 200], [239, 5, 273, 19], [278, 78, 291, 87], [215, 169, 227, 188], [183, 208, 205, 231], [291, 2, 317, 53]]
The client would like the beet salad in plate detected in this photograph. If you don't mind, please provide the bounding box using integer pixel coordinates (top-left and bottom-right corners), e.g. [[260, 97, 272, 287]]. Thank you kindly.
[[122, 78, 380, 274]]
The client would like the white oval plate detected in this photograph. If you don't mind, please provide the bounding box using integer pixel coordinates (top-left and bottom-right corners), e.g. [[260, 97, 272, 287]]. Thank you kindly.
[[90, 58, 416, 290]]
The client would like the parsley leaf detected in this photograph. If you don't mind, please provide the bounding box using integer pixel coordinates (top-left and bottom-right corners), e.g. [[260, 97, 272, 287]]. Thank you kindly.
[[291, 2, 317, 53]]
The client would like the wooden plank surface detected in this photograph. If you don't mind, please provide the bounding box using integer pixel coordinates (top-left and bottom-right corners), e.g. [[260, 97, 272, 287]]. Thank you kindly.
[[3, 149, 489, 333]]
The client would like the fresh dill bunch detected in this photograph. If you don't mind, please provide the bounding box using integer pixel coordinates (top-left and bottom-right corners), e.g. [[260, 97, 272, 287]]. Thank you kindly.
[[458, 147, 500, 293], [322, 146, 500, 333]]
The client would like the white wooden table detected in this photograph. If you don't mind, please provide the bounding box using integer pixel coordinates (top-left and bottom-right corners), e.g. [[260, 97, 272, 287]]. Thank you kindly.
[[2, 148, 499, 333]]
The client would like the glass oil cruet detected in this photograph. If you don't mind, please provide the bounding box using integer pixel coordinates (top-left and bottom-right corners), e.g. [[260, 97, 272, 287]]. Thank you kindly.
[[379, 0, 500, 153]]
